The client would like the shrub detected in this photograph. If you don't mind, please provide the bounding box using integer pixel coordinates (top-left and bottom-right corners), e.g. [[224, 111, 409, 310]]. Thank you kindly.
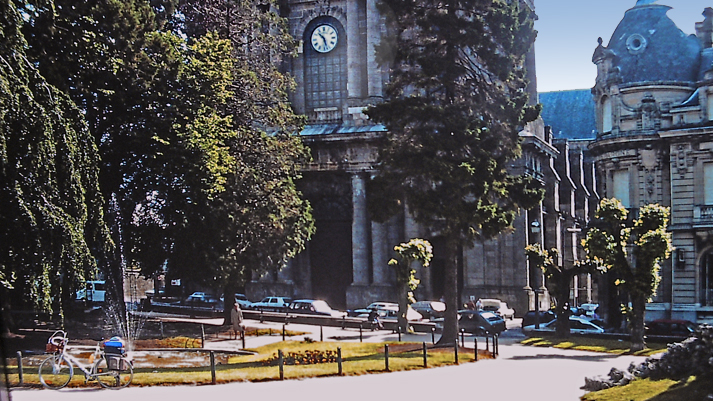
[[628, 324, 713, 381], [263, 349, 338, 366]]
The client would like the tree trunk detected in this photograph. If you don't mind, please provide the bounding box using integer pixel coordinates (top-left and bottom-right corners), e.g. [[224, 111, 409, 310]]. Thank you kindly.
[[437, 238, 459, 346], [223, 281, 238, 325], [554, 272, 571, 338], [630, 293, 647, 352], [396, 278, 409, 334]]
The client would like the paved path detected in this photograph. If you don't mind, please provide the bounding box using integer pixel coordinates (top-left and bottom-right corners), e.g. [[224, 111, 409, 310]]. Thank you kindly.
[[10, 319, 648, 401]]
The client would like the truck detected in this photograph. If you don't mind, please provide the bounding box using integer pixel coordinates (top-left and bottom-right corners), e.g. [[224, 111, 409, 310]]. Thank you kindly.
[[76, 280, 106, 303]]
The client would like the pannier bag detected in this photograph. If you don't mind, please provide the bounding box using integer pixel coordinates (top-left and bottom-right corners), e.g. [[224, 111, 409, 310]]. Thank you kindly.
[[105, 355, 129, 370], [103, 336, 126, 356]]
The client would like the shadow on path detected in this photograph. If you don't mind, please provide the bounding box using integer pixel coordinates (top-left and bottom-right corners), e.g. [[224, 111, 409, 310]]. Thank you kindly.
[[507, 353, 624, 362]]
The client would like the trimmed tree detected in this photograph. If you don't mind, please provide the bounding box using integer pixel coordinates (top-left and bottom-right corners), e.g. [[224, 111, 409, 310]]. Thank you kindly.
[[366, 0, 542, 345], [582, 198, 672, 352], [389, 239, 433, 333], [525, 244, 605, 337]]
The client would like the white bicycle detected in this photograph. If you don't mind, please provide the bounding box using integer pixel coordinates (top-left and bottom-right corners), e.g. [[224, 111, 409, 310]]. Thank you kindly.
[[38, 330, 133, 389]]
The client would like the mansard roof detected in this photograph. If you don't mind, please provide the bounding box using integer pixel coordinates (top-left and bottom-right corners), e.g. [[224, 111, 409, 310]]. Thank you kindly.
[[606, 2, 701, 84], [539, 90, 596, 140]]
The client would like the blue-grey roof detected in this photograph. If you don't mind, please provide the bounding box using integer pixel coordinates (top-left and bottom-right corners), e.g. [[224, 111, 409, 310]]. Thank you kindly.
[[299, 123, 387, 136], [539, 90, 596, 140], [606, 3, 701, 84]]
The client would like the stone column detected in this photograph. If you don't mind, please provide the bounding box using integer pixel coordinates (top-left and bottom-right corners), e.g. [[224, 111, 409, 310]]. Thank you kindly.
[[366, 0, 382, 99], [352, 173, 370, 285], [371, 221, 389, 283], [347, 0, 362, 100]]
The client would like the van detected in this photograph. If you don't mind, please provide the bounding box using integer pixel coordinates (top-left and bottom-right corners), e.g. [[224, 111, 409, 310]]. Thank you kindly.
[[76, 280, 106, 303]]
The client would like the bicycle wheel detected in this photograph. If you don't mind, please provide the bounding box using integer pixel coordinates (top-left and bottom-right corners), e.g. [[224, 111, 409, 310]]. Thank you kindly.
[[94, 356, 133, 389], [38, 354, 73, 389]]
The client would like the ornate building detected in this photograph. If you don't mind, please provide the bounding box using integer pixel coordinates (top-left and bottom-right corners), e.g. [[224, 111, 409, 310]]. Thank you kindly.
[[246, 0, 594, 314], [587, 1, 713, 323]]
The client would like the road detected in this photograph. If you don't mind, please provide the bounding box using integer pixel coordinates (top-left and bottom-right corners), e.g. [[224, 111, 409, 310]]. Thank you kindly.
[[9, 318, 649, 401]]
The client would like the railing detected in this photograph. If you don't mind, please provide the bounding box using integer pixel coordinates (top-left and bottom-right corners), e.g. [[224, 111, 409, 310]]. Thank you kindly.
[[693, 205, 713, 224], [307, 107, 341, 124]]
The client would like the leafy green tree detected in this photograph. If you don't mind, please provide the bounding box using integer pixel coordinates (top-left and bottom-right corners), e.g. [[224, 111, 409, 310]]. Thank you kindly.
[[0, 0, 110, 326], [582, 199, 672, 351], [389, 239, 433, 333], [21, 0, 313, 324], [178, 0, 314, 318], [366, 0, 542, 345]]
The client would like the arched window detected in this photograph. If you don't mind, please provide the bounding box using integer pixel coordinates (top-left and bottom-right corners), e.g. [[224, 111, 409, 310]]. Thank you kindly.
[[601, 96, 613, 133], [304, 17, 347, 123]]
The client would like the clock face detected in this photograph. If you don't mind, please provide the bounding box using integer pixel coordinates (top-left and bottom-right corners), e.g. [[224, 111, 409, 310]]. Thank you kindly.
[[311, 24, 338, 53]]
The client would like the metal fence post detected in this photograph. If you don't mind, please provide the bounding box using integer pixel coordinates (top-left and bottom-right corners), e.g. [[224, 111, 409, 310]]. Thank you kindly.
[[201, 324, 205, 348], [454, 342, 459, 365], [422, 342, 427, 368], [241, 330, 246, 349], [474, 337, 478, 361], [359, 323, 363, 342], [385, 344, 390, 371], [320, 325, 323, 342], [282, 324, 286, 341], [431, 327, 436, 344]]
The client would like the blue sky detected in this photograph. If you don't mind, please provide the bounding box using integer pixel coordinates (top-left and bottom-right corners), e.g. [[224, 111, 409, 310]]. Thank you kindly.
[[534, 0, 711, 93]]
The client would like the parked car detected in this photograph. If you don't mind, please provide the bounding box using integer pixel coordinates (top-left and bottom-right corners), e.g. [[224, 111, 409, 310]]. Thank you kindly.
[[572, 303, 599, 320], [480, 298, 515, 320], [411, 301, 446, 320], [645, 319, 698, 337], [220, 293, 252, 309], [521, 310, 557, 329], [522, 316, 605, 335], [435, 310, 506, 335], [76, 280, 107, 303], [287, 299, 347, 318], [353, 302, 423, 321], [250, 296, 292, 312]]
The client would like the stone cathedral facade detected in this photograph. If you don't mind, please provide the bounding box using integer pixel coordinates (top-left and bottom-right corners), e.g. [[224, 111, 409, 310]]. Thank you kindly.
[[246, 0, 598, 315]]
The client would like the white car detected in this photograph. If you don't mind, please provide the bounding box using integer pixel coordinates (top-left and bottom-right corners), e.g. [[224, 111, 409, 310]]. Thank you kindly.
[[480, 299, 515, 320], [250, 296, 292, 312], [522, 316, 605, 334], [354, 302, 422, 321]]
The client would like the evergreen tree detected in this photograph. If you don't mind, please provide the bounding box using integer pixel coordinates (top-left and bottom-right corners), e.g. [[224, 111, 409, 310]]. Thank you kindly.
[[0, 0, 110, 325], [366, 0, 542, 345]]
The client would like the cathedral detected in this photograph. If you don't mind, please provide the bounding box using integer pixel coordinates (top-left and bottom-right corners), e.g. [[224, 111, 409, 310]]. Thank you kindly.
[[246, 0, 713, 324], [246, 0, 558, 314]]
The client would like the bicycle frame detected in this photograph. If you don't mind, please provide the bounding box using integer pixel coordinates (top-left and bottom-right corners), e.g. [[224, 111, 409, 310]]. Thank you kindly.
[[57, 345, 102, 377]]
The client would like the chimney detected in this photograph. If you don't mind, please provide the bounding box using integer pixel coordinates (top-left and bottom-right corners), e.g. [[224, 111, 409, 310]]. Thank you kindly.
[[695, 7, 713, 48]]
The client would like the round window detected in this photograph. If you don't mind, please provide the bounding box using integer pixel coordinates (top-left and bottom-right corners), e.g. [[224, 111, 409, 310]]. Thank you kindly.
[[626, 34, 647, 54]]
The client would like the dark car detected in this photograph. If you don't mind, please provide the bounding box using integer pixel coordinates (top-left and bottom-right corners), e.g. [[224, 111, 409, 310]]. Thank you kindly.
[[435, 310, 506, 335], [287, 299, 346, 317], [645, 319, 698, 337], [521, 310, 557, 329]]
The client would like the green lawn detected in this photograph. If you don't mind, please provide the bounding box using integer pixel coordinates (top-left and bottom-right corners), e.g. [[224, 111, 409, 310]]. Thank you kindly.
[[581, 375, 713, 401], [8, 340, 492, 388]]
